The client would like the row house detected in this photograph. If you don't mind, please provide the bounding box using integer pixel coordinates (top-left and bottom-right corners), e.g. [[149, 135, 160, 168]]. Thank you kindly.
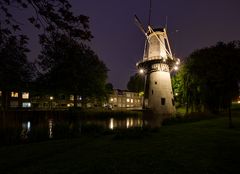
[[108, 89, 143, 109]]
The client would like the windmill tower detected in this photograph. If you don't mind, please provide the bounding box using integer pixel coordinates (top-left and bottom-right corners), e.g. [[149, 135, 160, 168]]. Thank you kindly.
[[135, 10, 180, 115]]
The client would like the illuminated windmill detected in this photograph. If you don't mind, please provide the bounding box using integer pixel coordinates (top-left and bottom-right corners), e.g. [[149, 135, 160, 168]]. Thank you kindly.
[[135, 13, 180, 115]]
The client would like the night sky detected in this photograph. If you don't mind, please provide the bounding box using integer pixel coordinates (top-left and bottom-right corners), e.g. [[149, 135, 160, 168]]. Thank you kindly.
[[24, 0, 240, 89]]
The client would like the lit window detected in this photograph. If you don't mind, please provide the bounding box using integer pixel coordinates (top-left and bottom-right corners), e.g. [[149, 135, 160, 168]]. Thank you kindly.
[[126, 98, 130, 102], [50, 96, 54, 100], [113, 98, 117, 102], [22, 92, 29, 99], [11, 92, 18, 98], [110, 98, 114, 102], [131, 99, 133, 103], [22, 102, 31, 108], [0, 91, 2, 96], [70, 95, 74, 101], [67, 103, 74, 107]]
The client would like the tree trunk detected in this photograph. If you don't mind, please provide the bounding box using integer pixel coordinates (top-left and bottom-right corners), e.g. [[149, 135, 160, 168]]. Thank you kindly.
[[228, 103, 233, 129], [2, 91, 8, 111], [186, 95, 189, 115], [74, 94, 77, 108]]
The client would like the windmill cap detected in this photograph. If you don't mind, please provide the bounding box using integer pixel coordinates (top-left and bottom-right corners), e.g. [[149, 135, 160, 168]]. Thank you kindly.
[[147, 27, 164, 35]]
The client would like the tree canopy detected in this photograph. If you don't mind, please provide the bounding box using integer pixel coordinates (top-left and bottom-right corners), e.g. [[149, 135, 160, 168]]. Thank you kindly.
[[174, 41, 240, 120], [0, 34, 33, 91], [37, 33, 108, 106], [127, 73, 144, 93], [0, 0, 92, 40], [0, 0, 110, 109]]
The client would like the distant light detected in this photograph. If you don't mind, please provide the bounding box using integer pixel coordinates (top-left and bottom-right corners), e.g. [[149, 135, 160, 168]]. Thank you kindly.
[[50, 96, 54, 100], [27, 121, 31, 130], [174, 66, 178, 71], [109, 118, 114, 130], [22, 102, 31, 108], [175, 93, 178, 96], [11, 92, 18, 98], [22, 92, 29, 99], [126, 118, 129, 128], [176, 58, 180, 65], [139, 69, 144, 74], [238, 100, 240, 104]]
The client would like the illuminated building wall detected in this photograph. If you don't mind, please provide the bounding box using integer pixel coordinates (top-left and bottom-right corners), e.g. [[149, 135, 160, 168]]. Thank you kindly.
[[108, 89, 143, 109]]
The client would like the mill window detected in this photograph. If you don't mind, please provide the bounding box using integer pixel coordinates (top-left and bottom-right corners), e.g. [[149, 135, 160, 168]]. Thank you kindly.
[[161, 98, 165, 105]]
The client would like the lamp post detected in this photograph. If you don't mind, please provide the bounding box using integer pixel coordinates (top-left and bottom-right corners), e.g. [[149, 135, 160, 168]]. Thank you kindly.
[[49, 96, 53, 110]]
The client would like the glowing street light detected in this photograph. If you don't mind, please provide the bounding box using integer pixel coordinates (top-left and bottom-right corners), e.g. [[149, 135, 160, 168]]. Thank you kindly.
[[139, 68, 144, 74], [174, 66, 178, 71]]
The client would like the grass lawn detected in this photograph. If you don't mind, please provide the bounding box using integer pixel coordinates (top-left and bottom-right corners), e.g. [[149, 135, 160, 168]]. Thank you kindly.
[[1, 113, 240, 174]]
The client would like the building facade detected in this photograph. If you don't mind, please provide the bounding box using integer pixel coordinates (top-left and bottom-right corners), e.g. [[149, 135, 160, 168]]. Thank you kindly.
[[108, 89, 143, 110], [0, 89, 143, 110]]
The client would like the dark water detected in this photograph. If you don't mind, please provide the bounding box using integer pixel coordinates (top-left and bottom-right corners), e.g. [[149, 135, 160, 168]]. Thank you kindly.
[[0, 111, 163, 145]]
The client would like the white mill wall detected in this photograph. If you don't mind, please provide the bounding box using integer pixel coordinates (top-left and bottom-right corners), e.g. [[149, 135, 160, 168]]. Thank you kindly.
[[147, 65, 176, 114]]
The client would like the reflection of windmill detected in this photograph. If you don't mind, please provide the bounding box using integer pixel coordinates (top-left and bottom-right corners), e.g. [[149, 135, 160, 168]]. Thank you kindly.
[[135, 11, 180, 115]]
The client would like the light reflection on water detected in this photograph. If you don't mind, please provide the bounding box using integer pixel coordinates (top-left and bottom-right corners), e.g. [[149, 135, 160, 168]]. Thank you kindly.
[[18, 117, 143, 139], [48, 119, 53, 139], [109, 117, 143, 130], [21, 121, 31, 139]]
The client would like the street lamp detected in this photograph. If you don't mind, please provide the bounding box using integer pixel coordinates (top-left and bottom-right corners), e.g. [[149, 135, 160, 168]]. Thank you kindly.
[[139, 68, 144, 74], [49, 96, 54, 109]]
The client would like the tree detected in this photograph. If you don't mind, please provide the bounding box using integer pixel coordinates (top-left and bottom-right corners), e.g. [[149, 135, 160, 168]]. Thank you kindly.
[[105, 83, 114, 93], [37, 33, 108, 107], [0, 0, 92, 40], [0, 34, 34, 110], [127, 73, 144, 93], [179, 41, 240, 127]]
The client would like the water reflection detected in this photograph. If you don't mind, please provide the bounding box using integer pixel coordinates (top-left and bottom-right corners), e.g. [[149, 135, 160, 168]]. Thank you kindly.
[[109, 118, 114, 130], [21, 121, 31, 139], [16, 117, 143, 140], [108, 117, 143, 130], [48, 119, 53, 139], [0, 112, 164, 145]]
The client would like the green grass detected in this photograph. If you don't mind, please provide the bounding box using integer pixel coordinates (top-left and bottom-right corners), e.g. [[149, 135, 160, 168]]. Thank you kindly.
[[1, 114, 240, 174]]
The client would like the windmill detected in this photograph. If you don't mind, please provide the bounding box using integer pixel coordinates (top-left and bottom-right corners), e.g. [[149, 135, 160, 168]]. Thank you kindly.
[[135, 2, 180, 115]]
